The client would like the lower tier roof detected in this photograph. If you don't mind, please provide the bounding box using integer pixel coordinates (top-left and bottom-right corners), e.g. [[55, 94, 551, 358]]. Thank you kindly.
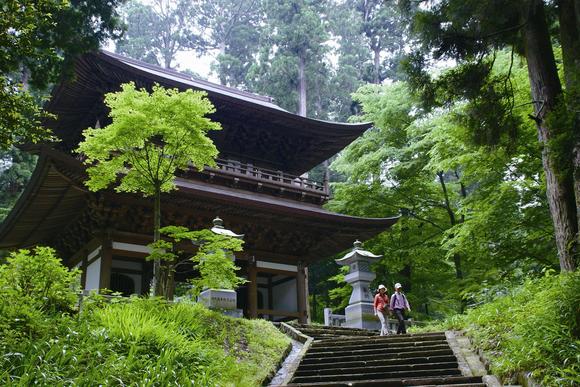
[[0, 147, 398, 263]]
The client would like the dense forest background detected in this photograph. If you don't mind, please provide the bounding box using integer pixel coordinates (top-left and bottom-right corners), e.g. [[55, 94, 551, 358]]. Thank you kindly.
[[2, 0, 578, 323]]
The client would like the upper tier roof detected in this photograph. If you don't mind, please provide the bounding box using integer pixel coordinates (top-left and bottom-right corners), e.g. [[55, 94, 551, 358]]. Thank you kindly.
[[45, 50, 371, 175]]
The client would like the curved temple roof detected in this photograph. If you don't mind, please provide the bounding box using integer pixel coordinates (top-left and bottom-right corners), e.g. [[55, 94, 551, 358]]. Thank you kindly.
[[0, 147, 399, 262], [45, 50, 372, 175]]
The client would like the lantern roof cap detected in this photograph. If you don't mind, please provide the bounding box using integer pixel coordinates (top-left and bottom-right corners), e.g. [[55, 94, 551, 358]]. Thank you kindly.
[[211, 216, 244, 239], [335, 240, 382, 266]]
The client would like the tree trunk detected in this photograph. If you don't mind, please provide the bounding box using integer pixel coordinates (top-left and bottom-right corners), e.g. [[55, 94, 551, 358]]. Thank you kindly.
[[218, 41, 227, 86], [298, 54, 307, 117], [153, 186, 163, 296], [558, 0, 580, 256], [524, 0, 578, 271], [437, 171, 463, 280], [166, 259, 175, 301], [373, 47, 381, 84]]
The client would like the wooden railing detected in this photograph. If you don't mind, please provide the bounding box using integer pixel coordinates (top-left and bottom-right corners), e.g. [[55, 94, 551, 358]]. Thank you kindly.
[[204, 158, 329, 195]]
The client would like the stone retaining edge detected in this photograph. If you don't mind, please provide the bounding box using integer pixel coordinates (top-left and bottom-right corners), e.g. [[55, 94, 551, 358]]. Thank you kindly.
[[262, 337, 293, 386], [276, 322, 314, 385], [447, 330, 502, 387]]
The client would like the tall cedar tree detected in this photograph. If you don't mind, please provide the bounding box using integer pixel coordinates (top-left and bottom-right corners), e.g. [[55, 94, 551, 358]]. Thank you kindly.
[[77, 83, 221, 298], [249, 0, 330, 117], [404, 0, 579, 271], [197, 0, 263, 89], [116, 0, 202, 69]]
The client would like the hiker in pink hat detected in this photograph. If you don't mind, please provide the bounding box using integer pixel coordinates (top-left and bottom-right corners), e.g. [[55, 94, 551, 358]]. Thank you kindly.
[[373, 284, 391, 336]]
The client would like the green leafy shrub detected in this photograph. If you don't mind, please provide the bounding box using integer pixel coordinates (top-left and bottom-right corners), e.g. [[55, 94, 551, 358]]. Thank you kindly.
[[0, 247, 80, 340], [148, 226, 246, 298], [415, 271, 580, 385]]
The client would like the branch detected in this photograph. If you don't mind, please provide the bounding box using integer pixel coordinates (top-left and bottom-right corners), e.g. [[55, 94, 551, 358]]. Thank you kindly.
[[437, 171, 456, 226], [401, 207, 447, 231]]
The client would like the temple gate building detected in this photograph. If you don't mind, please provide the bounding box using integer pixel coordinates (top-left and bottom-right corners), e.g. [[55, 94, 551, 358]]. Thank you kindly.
[[0, 51, 398, 323]]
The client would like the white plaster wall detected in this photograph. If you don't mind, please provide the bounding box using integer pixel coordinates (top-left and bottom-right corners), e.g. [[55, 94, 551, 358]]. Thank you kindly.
[[85, 258, 101, 290], [256, 261, 297, 272], [112, 242, 150, 254], [87, 246, 101, 261], [272, 277, 297, 312]]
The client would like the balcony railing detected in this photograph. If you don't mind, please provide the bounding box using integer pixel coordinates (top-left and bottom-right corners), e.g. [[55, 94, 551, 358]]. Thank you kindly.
[[202, 158, 329, 197]]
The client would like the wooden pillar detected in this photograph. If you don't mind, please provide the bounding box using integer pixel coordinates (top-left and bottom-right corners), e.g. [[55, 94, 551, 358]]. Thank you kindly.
[[99, 233, 113, 291], [297, 261, 310, 324], [267, 275, 273, 311], [304, 265, 311, 323], [247, 257, 258, 318], [80, 249, 88, 289]]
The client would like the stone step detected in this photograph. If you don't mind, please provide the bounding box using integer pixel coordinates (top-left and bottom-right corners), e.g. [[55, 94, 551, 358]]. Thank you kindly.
[[309, 333, 447, 347], [303, 343, 452, 359], [306, 333, 376, 340], [413, 384, 485, 387], [291, 323, 374, 332], [297, 355, 458, 372], [308, 339, 449, 353], [285, 375, 484, 387], [295, 361, 459, 377], [290, 368, 462, 384], [295, 330, 378, 338], [300, 348, 455, 365]]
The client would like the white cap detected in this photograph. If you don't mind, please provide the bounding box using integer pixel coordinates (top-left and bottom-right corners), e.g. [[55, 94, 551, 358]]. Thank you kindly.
[[378, 284, 386, 290], [394, 283, 402, 289]]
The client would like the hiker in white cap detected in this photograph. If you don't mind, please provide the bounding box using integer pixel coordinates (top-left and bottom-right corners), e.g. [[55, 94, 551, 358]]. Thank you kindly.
[[373, 284, 391, 336], [389, 283, 411, 334]]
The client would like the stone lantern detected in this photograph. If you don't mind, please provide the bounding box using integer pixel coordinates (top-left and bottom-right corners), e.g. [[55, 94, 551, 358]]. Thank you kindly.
[[197, 217, 244, 318], [335, 240, 382, 330]]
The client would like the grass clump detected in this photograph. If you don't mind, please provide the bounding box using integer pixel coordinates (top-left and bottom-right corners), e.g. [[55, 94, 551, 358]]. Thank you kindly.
[[0, 248, 290, 386], [2, 297, 290, 386], [414, 271, 580, 386]]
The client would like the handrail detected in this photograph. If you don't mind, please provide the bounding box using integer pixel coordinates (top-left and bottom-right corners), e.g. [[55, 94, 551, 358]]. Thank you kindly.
[[204, 158, 328, 195]]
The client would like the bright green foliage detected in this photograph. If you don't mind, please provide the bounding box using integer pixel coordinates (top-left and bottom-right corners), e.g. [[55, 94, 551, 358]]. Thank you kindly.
[[0, 247, 80, 341], [403, 0, 580, 272], [0, 298, 290, 386], [77, 82, 221, 196], [321, 52, 558, 319], [147, 226, 246, 297], [417, 272, 580, 386], [189, 230, 246, 295], [1, 0, 124, 149], [77, 82, 221, 297]]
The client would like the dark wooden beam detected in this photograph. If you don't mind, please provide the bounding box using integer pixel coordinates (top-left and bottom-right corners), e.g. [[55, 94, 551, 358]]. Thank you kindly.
[[99, 233, 113, 290], [247, 258, 258, 319]]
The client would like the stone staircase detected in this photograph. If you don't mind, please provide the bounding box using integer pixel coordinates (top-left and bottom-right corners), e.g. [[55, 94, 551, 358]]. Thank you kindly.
[[283, 324, 486, 387]]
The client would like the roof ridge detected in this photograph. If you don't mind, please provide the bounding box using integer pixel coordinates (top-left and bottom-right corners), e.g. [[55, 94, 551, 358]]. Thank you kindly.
[[99, 50, 275, 104]]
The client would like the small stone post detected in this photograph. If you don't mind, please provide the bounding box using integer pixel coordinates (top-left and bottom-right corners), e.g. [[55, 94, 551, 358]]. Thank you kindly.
[[335, 240, 382, 330]]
